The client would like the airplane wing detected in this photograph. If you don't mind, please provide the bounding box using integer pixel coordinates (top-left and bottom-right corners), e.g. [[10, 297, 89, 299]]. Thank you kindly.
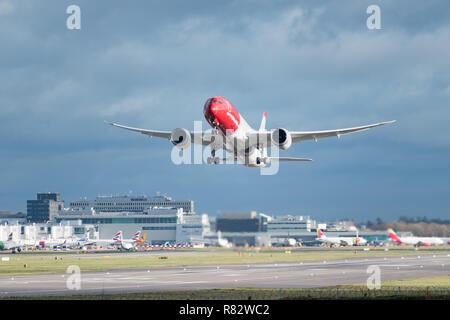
[[290, 121, 396, 143], [267, 157, 312, 162], [82, 239, 116, 246], [106, 122, 217, 146], [340, 239, 352, 246], [249, 121, 395, 146], [4, 242, 22, 250]]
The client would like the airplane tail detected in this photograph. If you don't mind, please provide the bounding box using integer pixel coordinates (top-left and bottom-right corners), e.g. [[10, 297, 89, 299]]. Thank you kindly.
[[388, 228, 402, 244], [139, 233, 147, 243], [132, 231, 141, 241], [113, 231, 122, 242], [259, 112, 266, 131], [317, 229, 326, 239]]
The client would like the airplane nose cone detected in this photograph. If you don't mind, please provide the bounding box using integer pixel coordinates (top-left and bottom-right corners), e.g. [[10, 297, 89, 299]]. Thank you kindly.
[[204, 97, 222, 126], [203, 98, 212, 115]]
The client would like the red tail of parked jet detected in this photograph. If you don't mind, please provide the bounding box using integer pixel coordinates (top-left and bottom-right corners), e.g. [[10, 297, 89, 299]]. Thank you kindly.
[[388, 228, 402, 244], [317, 229, 326, 239]]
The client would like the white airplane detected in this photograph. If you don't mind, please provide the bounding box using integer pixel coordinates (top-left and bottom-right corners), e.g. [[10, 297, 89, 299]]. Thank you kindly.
[[0, 233, 25, 253], [388, 228, 444, 247], [73, 230, 120, 249], [316, 229, 367, 247], [35, 229, 94, 250], [217, 231, 232, 248], [36, 238, 70, 249], [107, 96, 395, 168], [112, 231, 145, 250], [56, 229, 94, 249], [0, 233, 53, 252]]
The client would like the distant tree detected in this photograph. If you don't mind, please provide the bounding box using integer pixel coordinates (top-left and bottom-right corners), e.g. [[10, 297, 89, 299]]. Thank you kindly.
[[375, 217, 384, 225], [432, 218, 442, 224]]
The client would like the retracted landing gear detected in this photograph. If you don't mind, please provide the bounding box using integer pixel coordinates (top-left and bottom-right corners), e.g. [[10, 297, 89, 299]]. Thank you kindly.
[[207, 157, 221, 165], [207, 149, 221, 165]]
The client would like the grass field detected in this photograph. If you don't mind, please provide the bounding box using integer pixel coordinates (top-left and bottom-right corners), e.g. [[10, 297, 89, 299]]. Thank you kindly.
[[0, 246, 449, 277], [2, 275, 449, 300]]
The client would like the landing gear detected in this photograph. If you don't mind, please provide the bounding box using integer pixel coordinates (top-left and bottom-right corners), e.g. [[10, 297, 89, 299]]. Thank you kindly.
[[207, 157, 221, 165], [207, 149, 221, 165], [256, 157, 269, 165]]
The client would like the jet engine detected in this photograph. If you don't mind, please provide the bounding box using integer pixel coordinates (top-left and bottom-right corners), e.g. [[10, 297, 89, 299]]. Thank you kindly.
[[170, 128, 191, 149], [271, 128, 292, 150]]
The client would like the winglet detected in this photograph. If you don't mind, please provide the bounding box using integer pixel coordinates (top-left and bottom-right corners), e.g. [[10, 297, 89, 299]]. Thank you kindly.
[[259, 112, 267, 131]]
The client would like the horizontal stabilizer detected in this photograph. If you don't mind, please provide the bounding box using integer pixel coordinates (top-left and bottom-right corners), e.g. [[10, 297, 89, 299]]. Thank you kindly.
[[268, 157, 313, 162]]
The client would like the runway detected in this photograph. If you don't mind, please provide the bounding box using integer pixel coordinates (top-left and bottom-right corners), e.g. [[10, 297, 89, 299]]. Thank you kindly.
[[0, 254, 449, 297]]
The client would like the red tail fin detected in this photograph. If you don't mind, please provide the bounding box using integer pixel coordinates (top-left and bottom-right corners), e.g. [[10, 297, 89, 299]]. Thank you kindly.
[[388, 228, 402, 244]]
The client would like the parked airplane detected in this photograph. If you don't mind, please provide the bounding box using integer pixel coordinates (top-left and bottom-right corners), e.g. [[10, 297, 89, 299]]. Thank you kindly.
[[0, 233, 54, 252], [51, 229, 95, 249], [316, 229, 367, 247], [107, 96, 395, 168], [79, 231, 135, 247], [113, 231, 147, 250], [388, 228, 444, 247], [0, 233, 25, 253], [36, 229, 93, 249], [217, 231, 232, 248]]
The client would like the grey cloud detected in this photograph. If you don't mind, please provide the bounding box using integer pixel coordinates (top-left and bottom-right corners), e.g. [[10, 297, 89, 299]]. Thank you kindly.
[[1, 1, 449, 220]]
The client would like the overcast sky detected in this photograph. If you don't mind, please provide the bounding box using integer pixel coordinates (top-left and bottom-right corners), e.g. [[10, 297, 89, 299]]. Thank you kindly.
[[1, 0, 449, 222]]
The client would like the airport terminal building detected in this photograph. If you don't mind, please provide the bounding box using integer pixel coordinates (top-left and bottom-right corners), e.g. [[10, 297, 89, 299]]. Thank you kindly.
[[27, 193, 65, 223], [1, 192, 398, 247], [53, 207, 211, 245], [70, 194, 194, 214], [211, 212, 318, 246]]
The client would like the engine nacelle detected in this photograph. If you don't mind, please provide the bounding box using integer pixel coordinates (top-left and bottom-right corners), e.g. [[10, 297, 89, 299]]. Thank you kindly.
[[170, 128, 191, 149], [271, 128, 292, 150]]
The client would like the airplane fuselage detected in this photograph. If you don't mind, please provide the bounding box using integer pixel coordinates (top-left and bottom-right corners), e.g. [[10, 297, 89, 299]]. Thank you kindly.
[[204, 96, 265, 168], [317, 237, 366, 246], [393, 236, 443, 246], [388, 230, 444, 246]]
